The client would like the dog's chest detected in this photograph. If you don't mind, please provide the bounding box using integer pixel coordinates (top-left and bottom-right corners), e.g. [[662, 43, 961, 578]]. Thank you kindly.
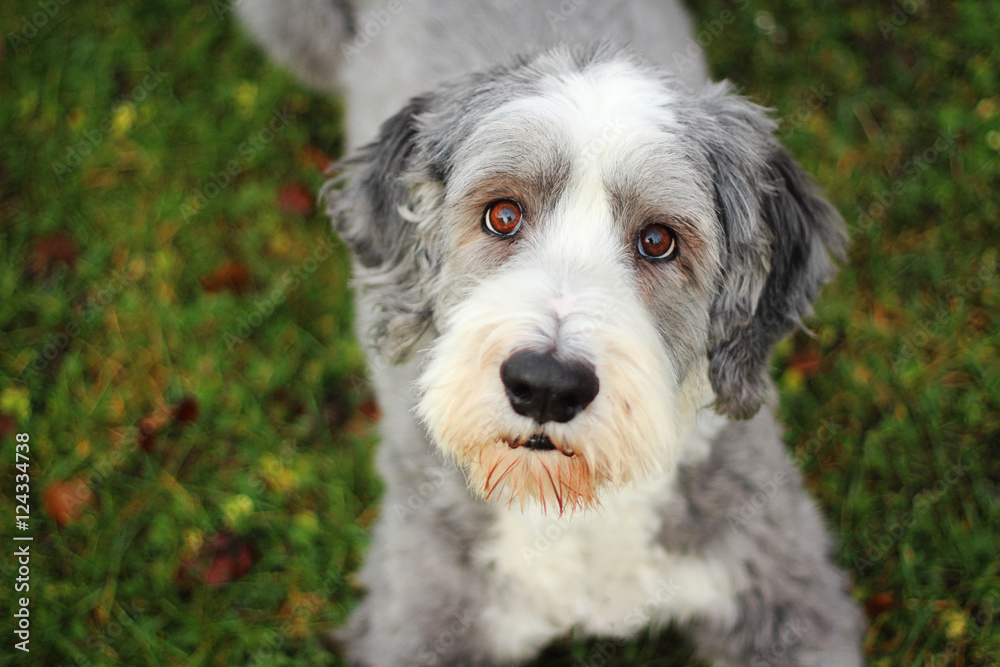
[[473, 472, 739, 661]]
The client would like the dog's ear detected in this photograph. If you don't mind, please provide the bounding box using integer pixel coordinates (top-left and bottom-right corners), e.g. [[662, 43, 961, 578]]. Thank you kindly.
[[324, 96, 445, 362], [699, 83, 847, 420], [330, 96, 433, 268]]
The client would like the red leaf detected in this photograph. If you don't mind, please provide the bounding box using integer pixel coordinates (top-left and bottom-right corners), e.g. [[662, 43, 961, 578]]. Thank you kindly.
[[29, 232, 78, 277], [358, 399, 381, 421], [200, 260, 253, 295], [299, 144, 333, 173], [864, 592, 896, 617], [44, 479, 93, 526], [137, 410, 168, 453], [278, 183, 314, 217], [177, 532, 256, 588], [204, 554, 234, 585], [787, 348, 823, 375], [136, 427, 158, 453], [0, 412, 14, 439], [172, 395, 200, 424], [202, 534, 255, 586], [135, 417, 162, 454], [136, 403, 173, 453]]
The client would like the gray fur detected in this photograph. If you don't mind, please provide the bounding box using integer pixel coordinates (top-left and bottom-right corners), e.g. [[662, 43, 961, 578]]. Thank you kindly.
[[322, 95, 442, 361], [238, 1, 862, 665], [339, 460, 497, 665], [237, 0, 354, 93], [692, 84, 847, 419], [663, 406, 863, 665], [240, 0, 709, 149]]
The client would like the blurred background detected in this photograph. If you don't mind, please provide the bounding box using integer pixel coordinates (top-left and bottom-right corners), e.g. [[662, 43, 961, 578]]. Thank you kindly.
[[1, 1, 998, 664]]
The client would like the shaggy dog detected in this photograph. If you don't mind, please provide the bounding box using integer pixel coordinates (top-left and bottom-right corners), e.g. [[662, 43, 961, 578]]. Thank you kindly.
[[238, 1, 864, 664]]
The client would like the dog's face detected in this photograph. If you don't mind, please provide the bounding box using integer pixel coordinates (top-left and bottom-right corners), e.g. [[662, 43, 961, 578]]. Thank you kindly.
[[327, 48, 845, 513]]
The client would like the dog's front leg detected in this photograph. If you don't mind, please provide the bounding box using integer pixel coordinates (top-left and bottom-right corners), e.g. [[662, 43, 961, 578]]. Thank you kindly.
[[659, 413, 865, 667], [335, 473, 510, 667]]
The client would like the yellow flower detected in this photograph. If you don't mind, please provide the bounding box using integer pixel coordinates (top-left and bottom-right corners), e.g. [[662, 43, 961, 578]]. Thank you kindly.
[[112, 103, 137, 136], [294, 511, 318, 533], [0, 386, 31, 421], [182, 529, 204, 557], [236, 82, 258, 113], [941, 609, 968, 641], [222, 494, 255, 527]]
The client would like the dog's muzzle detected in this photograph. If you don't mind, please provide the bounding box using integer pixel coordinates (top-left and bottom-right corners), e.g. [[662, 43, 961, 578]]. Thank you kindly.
[[500, 350, 599, 428], [417, 265, 682, 513]]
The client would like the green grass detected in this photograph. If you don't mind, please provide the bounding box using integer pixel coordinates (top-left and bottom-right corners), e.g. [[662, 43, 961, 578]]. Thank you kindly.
[[1, 1, 998, 665]]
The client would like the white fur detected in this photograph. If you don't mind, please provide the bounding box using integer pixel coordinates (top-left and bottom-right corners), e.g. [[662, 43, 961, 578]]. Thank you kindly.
[[474, 407, 739, 663], [482, 59, 678, 153]]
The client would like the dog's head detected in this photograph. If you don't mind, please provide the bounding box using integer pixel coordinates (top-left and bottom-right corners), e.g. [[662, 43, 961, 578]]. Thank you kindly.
[[326, 47, 845, 513]]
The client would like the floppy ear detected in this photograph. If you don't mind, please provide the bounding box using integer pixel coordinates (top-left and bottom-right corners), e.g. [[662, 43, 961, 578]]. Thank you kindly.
[[700, 83, 847, 420], [323, 96, 446, 362]]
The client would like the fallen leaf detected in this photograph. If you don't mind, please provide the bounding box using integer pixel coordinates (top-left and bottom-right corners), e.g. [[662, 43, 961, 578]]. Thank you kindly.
[[138, 397, 200, 453], [200, 260, 252, 295], [204, 546, 254, 585], [865, 592, 896, 617], [28, 232, 78, 278], [180, 532, 256, 587], [172, 395, 200, 424], [137, 410, 170, 453], [0, 411, 15, 439], [358, 399, 381, 421], [44, 479, 93, 526], [136, 425, 158, 453], [787, 348, 823, 375], [278, 183, 314, 217], [300, 144, 333, 173]]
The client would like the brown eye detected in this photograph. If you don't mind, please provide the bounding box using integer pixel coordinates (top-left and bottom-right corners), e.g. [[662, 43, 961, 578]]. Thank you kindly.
[[484, 199, 523, 237], [637, 223, 678, 261]]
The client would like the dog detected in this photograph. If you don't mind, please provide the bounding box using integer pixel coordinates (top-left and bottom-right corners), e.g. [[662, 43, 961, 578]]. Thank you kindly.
[[237, 1, 865, 664]]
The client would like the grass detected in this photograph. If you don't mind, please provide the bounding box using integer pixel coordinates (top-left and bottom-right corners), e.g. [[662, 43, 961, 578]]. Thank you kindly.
[[1, 0, 998, 665]]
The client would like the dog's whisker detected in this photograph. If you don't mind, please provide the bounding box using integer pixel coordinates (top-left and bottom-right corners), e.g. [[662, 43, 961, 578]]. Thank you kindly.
[[485, 465, 507, 501], [488, 458, 520, 501], [557, 472, 584, 507], [539, 459, 564, 516], [483, 456, 505, 493], [537, 470, 547, 515]]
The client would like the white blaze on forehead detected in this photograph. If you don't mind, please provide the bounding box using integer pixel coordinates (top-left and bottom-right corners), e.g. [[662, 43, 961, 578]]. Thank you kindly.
[[453, 58, 678, 193], [540, 60, 677, 158], [517, 60, 678, 274], [492, 59, 677, 157]]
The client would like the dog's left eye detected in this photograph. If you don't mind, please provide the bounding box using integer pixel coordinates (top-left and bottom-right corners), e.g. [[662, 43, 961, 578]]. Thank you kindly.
[[483, 199, 523, 237], [637, 223, 678, 261]]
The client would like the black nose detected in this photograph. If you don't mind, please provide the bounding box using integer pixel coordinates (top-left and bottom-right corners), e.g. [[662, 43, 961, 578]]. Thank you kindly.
[[500, 350, 599, 424]]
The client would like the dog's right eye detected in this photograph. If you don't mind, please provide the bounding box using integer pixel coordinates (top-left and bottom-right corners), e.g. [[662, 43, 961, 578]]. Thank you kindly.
[[483, 199, 523, 237], [637, 223, 678, 261]]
